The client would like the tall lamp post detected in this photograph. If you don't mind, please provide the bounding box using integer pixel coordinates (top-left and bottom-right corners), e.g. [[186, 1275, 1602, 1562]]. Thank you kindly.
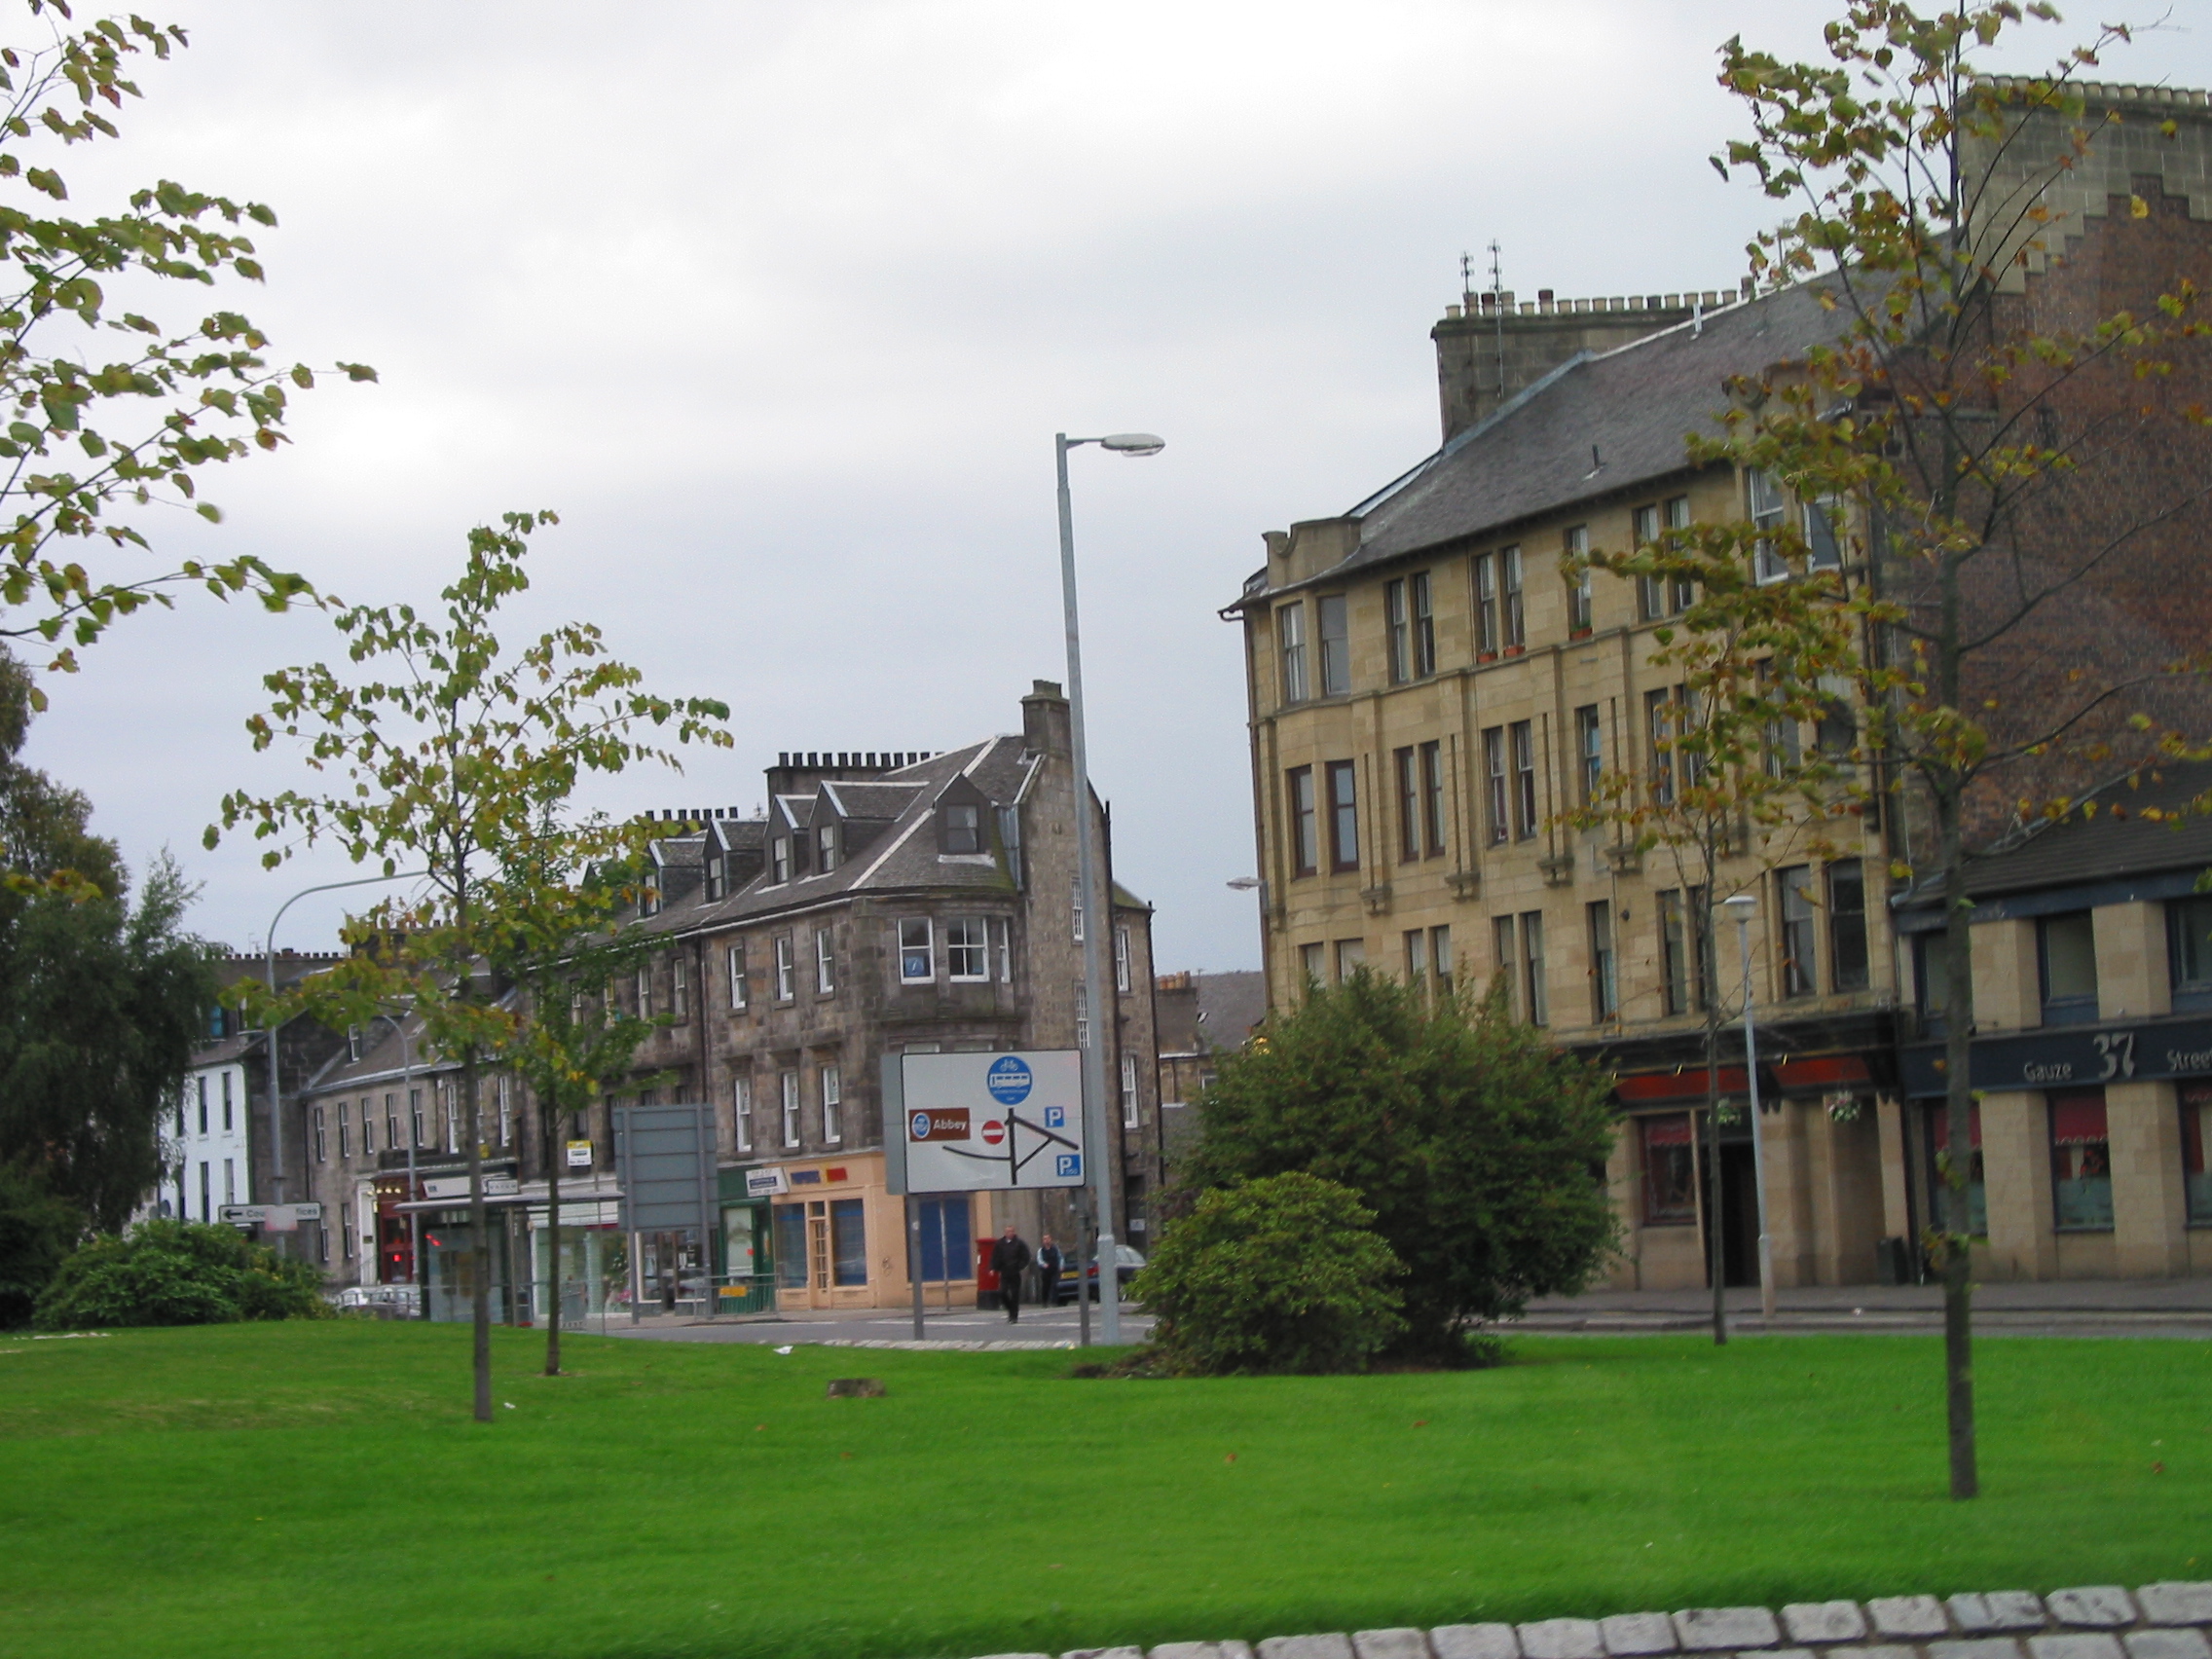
[[1055, 428, 1163, 1347], [261, 869, 426, 1253], [1720, 893, 1777, 1323]]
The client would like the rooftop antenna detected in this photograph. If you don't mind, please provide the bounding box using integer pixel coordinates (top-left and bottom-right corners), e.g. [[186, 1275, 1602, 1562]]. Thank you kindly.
[[1488, 240, 1508, 400]]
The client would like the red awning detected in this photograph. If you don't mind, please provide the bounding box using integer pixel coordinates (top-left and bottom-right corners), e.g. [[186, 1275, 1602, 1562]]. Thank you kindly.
[[1616, 1068, 1750, 1105], [1640, 1113, 1694, 1146], [1929, 1104, 1982, 1150], [2050, 1092, 2109, 1146], [1772, 1055, 1873, 1089]]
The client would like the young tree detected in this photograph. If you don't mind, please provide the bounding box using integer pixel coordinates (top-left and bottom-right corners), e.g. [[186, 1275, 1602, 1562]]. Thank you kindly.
[[210, 512, 729, 1421], [1697, 2, 2212, 1496], [0, 3, 374, 684], [1566, 508, 1863, 1343], [485, 840, 663, 1377], [1179, 971, 1618, 1357]]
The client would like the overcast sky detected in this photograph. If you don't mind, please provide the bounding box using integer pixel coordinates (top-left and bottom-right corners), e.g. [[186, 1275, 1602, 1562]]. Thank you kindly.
[[22, 0, 2208, 972]]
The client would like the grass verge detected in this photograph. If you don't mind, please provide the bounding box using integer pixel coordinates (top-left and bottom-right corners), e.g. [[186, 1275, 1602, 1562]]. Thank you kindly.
[[0, 1321, 2205, 1659]]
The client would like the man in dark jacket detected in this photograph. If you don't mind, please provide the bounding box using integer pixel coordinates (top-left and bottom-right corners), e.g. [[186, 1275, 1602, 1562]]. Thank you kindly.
[[1035, 1233, 1064, 1309], [990, 1225, 1032, 1323]]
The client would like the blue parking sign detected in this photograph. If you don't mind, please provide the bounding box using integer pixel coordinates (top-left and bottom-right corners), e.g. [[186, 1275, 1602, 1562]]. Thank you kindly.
[[1043, 1105, 1066, 1130], [1055, 1153, 1082, 1179]]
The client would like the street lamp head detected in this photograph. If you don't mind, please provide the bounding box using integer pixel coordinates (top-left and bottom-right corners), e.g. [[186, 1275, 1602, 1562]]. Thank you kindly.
[[1098, 432, 1164, 457], [1722, 893, 1757, 920], [1226, 875, 1262, 891]]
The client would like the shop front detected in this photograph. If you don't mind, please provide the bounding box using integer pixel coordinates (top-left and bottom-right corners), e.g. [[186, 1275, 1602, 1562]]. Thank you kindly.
[[733, 1152, 986, 1313], [523, 1173, 626, 1331], [398, 1162, 525, 1322], [1900, 1016, 2212, 1279]]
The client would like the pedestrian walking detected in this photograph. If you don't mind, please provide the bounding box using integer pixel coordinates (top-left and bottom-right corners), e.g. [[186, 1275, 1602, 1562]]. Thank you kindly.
[[990, 1224, 1032, 1323], [1035, 1233, 1064, 1309]]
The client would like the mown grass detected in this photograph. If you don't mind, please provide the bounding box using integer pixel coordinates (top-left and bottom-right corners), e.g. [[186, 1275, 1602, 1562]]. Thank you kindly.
[[0, 1321, 2206, 1659]]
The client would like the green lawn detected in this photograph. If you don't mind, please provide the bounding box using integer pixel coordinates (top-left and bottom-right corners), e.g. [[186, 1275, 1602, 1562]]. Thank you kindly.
[[1, 1323, 2206, 1659]]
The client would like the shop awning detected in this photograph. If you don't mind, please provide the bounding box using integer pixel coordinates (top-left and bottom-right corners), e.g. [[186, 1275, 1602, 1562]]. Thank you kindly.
[[2050, 1093, 2109, 1145]]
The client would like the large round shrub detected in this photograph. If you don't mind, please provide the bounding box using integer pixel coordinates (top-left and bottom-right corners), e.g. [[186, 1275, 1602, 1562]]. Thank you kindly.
[[1132, 1171, 1404, 1376], [33, 1219, 329, 1330]]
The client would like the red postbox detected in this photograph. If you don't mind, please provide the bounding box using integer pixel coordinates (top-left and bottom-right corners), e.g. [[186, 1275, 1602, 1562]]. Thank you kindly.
[[976, 1236, 1000, 1309]]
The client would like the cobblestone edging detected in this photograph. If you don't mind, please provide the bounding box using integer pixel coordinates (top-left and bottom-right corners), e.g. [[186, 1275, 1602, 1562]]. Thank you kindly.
[[980, 1582, 2212, 1659]]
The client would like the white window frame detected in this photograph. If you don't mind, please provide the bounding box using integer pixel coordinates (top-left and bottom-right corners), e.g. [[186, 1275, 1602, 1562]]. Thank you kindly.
[[996, 917, 1013, 983], [774, 936, 795, 1002], [1075, 985, 1089, 1050], [781, 1070, 800, 1148], [815, 928, 836, 995], [1114, 925, 1131, 993], [313, 1105, 326, 1163], [946, 917, 988, 981], [821, 1065, 842, 1143], [498, 1073, 513, 1148], [771, 836, 792, 884], [816, 823, 838, 872], [732, 1075, 753, 1154], [1750, 466, 1789, 582], [898, 918, 934, 984], [1120, 1051, 1138, 1128], [727, 941, 748, 1011], [1072, 881, 1085, 942], [338, 1099, 351, 1160], [636, 965, 652, 1019], [672, 955, 689, 1021]]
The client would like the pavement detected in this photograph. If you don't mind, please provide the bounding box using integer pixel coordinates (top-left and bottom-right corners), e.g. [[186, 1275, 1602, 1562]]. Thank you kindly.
[[1519, 1275, 2212, 1339], [599, 1300, 1158, 1347], [592, 1275, 2212, 1346]]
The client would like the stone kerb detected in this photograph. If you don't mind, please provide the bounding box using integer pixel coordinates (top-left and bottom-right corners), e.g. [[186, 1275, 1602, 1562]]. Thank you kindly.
[[993, 1583, 2212, 1659]]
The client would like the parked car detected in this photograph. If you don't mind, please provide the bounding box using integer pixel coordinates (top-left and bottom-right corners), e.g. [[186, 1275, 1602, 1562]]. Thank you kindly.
[[1052, 1244, 1145, 1304]]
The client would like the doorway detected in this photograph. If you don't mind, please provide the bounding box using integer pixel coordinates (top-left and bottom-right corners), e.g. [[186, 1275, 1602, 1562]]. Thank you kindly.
[[1699, 1139, 1759, 1288]]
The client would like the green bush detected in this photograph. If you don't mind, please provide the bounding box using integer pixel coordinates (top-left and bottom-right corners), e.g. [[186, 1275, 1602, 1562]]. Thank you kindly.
[[33, 1219, 330, 1331], [1180, 972, 1620, 1358], [1132, 1171, 1404, 1376], [0, 1161, 81, 1329]]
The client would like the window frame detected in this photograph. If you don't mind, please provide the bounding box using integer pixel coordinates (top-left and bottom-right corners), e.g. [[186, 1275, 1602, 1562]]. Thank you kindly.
[[733, 1074, 753, 1154], [1590, 901, 1618, 1020], [1411, 570, 1435, 677], [781, 1070, 800, 1148], [1384, 577, 1410, 683], [1316, 593, 1350, 696], [816, 822, 840, 871], [774, 935, 795, 1003], [815, 927, 836, 995], [1492, 915, 1518, 1019], [1114, 925, 1131, 993], [727, 941, 749, 1011], [898, 918, 934, 984], [946, 916, 989, 982], [1510, 719, 1537, 840], [1482, 726, 1508, 845], [1419, 739, 1446, 857], [2048, 1088, 2113, 1232], [1277, 602, 1309, 704], [822, 1065, 843, 1144], [1778, 865, 1818, 999], [2039, 911, 2099, 1027], [673, 953, 690, 1022], [1520, 909, 1547, 1026], [2172, 895, 2212, 1014], [1574, 704, 1602, 807], [1394, 746, 1420, 865], [1641, 1115, 1698, 1225], [1564, 525, 1592, 634], [1473, 552, 1498, 655], [1326, 759, 1360, 872], [1120, 1051, 1139, 1128], [1500, 545, 1526, 647], [1827, 861, 1869, 992], [1633, 503, 1663, 619]]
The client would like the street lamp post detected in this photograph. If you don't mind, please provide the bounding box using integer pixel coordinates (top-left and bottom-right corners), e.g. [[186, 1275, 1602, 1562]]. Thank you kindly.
[[1055, 428, 1162, 1348], [1721, 893, 1777, 1323], [261, 869, 427, 1253]]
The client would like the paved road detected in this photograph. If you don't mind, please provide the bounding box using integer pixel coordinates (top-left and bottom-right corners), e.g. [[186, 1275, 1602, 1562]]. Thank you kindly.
[[597, 1277, 2212, 1347], [602, 1302, 1157, 1347]]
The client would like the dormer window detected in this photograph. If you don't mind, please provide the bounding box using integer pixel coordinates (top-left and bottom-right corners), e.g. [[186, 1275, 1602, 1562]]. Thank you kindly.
[[817, 823, 839, 872], [771, 837, 792, 884], [641, 873, 662, 917], [943, 802, 981, 855], [704, 854, 726, 902]]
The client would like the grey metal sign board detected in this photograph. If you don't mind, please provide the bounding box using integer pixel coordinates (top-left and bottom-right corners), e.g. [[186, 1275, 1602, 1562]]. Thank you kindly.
[[612, 1103, 714, 1235]]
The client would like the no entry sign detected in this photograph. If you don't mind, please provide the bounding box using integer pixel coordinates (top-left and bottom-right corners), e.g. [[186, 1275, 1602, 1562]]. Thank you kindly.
[[882, 1050, 1084, 1194]]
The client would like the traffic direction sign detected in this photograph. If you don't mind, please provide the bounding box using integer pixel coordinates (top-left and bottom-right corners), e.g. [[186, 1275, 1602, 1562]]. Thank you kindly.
[[218, 1203, 322, 1231], [882, 1051, 1085, 1193]]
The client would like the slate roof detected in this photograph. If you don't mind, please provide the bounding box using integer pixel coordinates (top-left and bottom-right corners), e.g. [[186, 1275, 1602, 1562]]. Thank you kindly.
[[1922, 763, 2212, 904], [627, 736, 1041, 941], [1235, 279, 1850, 602]]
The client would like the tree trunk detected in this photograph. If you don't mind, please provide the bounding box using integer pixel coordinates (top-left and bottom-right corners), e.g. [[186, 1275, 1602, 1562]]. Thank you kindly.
[[1936, 779, 1978, 1498], [544, 1095, 562, 1378], [463, 1047, 493, 1423], [1702, 912, 1726, 1346]]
